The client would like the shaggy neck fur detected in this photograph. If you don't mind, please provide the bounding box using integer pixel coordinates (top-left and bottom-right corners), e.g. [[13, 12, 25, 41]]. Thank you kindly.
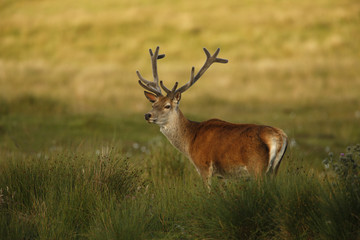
[[159, 109, 196, 158]]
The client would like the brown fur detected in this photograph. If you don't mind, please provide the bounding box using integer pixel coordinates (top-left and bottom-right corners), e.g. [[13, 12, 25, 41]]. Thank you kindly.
[[138, 47, 288, 186], [169, 112, 288, 183]]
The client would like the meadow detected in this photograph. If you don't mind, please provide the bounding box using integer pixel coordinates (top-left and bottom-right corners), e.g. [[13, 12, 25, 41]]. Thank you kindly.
[[0, 0, 360, 239]]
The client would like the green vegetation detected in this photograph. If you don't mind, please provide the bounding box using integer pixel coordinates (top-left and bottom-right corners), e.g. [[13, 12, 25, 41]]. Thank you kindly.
[[1, 144, 359, 239], [0, 0, 359, 239]]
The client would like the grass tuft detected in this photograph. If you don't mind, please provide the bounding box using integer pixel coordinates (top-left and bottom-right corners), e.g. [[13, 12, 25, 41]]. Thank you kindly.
[[0, 149, 145, 239]]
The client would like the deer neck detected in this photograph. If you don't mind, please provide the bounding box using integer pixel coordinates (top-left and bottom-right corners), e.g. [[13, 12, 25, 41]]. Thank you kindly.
[[159, 109, 195, 158]]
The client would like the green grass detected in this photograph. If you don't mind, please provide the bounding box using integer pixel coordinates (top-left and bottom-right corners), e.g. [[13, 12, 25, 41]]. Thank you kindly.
[[1, 0, 360, 238], [1, 144, 359, 239]]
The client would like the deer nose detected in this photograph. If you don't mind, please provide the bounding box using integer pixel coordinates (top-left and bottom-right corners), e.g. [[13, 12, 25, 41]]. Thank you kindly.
[[144, 113, 152, 121]]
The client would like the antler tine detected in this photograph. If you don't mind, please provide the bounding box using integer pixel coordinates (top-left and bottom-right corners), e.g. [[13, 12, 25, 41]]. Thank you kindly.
[[171, 82, 179, 92], [138, 79, 159, 94], [137, 46, 165, 96], [136, 70, 162, 96], [150, 47, 160, 87], [160, 81, 179, 98], [160, 81, 171, 95], [177, 48, 228, 94]]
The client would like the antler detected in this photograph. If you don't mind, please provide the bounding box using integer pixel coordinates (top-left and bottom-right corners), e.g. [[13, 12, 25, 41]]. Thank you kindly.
[[138, 47, 228, 98], [137, 46, 165, 96], [175, 48, 228, 94]]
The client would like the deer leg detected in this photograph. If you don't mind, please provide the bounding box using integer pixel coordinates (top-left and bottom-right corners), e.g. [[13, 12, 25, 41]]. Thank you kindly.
[[200, 162, 214, 191]]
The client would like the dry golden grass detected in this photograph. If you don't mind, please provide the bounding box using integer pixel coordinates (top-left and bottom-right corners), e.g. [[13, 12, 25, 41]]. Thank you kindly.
[[1, 0, 359, 113]]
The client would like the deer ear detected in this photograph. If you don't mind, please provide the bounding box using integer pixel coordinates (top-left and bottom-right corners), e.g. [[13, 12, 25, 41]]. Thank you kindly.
[[144, 91, 157, 103], [174, 92, 181, 103]]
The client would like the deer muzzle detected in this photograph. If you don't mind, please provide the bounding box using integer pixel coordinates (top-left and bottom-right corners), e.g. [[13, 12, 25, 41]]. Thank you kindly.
[[144, 113, 152, 121]]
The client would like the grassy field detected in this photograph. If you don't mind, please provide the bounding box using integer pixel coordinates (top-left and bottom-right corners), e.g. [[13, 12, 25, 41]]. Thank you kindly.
[[1, 0, 360, 239]]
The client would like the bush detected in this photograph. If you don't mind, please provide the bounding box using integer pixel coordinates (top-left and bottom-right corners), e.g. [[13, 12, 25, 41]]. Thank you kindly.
[[321, 144, 360, 240], [323, 144, 360, 187]]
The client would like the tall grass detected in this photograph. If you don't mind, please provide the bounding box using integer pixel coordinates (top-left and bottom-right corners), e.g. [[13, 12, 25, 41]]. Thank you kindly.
[[1, 143, 359, 239], [0, 148, 145, 239]]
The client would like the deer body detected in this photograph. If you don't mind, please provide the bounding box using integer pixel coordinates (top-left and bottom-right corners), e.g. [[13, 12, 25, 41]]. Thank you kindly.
[[138, 47, 288, 185]]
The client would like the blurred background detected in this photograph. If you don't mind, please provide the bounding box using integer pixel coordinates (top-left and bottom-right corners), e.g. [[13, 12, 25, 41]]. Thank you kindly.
[[0, 0, 359, 166]]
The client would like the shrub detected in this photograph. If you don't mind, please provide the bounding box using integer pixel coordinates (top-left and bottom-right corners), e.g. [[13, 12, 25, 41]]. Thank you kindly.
[[323, 144, 360, 187], [321, 144, 360, 239]]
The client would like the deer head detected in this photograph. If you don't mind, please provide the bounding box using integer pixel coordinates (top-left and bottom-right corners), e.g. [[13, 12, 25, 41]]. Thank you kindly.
[[137, 46, 228, 126]]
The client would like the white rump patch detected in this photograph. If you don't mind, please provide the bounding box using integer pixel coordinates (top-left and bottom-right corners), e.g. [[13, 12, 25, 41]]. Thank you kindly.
[[272, 138, 287, 171], [266, 139, 277, 173]]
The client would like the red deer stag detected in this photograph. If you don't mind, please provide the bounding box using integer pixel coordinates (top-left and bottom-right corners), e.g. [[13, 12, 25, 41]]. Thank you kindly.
[[137, 46, 288, 186]]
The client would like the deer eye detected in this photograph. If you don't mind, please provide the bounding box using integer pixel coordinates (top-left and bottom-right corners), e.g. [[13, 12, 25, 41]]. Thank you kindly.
[[164, 104, 171, 109]]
